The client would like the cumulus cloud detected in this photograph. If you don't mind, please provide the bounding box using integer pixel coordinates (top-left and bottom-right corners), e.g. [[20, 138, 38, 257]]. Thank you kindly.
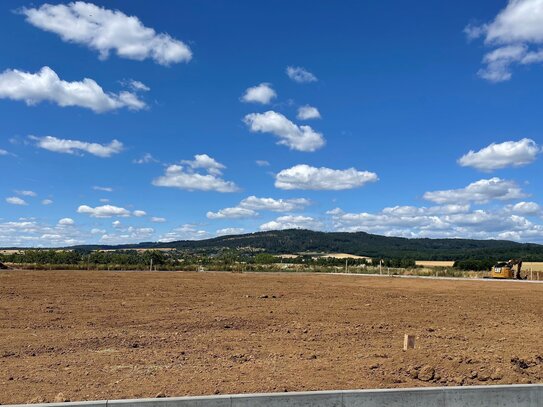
[[152, 155, 239, 192], [150, 217, 166, 223], [286, 66, 318, 83], [216, 228, 245, 236], [77, 204, 131, 218], [207, 196, 312, 220], [275, 164, 378, 190], [0, 66, 145, 112], [100, 226, 155, 244], [239, 196, 311, 212], [21, 2, 192, 65], [16, 190, 37, 197], [244, 111, 325, 152], [0, 219, 84, 247], [126, 80, 150, 92], [181, 154, 225, 176], [206, 207, 258, 219], [506, 201, 542, 215], [241, 83, 277, 104], [42, 199, 53, 205], [297, 105, 321, 120], [458, 138, 540, 171], [423, 177, 527, 204], [58, 217, 75, 226], [466, 0, 543, 81], [256, 160, 270, 167], [260, 215, 323, 231], [6, 197, 28, 206], [159, 224, 209, 242], [133, 153, 158, 164], [0, 149, 9, 156], [328, 203, 543, 241], [31, 136, 123, 157], [133, 210, 146, 217]]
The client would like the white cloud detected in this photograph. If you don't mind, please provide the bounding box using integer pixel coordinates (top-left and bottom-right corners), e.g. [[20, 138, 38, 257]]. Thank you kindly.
[[423, 177, 528, 204], [207, 196, 312, 220], [159, 224, 209, 242], [126, 80, 150, 92], [506, 201, 542, 215], [260, 215, 323, 231], [256, 160, 270, 167], [286, 66, 317, 83], [22, 2, 192, 65], [16, 190, 37, 197], [99, 198, 110, 203], [58, 217, 75, 226], [150, 217, 166, 223], [0, 149, 10, 156], [241, 83, 277, 104], [216, 228, 245, 236], [77, 204, 131, 218], [297, 105, 321, 120], [0, 219, 84, 247], [112, 220, 122, 228], [0, 66, 145, 112], [207, 207, 258, 219], [458, 138, 540, 171], [466, 0, 543, 81], [31, 136, 123, 157], [244, 111, 325, 152], [133, 153, 158, 164], [239, 196, 311, 212], [328, 203, 543, 241], [100, 226, 155, 244], [6, 197, 28, 206], [152, 155, 239, 193], [133, 210, 146, 217], [93, 186, 113, 192], [275, 164, 378, 190], [42, 199, 53, 205], [91, 228, 105, 234], [181, 154, 225, 176]]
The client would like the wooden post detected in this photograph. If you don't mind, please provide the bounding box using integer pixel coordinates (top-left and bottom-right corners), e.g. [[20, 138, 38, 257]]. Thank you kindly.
[[404, 334, 415, 350]]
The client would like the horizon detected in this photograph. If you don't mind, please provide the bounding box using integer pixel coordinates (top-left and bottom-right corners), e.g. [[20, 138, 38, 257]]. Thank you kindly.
[[1, 0, 543, 247]]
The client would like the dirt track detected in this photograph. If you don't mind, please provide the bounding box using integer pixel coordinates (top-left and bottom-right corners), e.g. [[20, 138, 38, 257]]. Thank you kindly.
[[0, 270, 542, 403]]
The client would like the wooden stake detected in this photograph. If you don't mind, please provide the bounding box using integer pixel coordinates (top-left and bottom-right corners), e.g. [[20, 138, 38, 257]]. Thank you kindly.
[[404, 334, 415, 351]]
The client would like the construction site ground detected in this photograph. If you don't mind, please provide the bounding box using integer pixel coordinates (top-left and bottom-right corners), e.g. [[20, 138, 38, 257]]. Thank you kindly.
[[1, 270, 542, 404]]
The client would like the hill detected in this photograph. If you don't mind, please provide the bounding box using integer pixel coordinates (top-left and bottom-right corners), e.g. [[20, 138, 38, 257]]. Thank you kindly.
[[67, 229, 543, 261]]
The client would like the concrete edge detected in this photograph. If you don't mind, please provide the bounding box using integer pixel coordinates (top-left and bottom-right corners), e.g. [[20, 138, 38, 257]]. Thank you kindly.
[[6, 384, 543, 407]]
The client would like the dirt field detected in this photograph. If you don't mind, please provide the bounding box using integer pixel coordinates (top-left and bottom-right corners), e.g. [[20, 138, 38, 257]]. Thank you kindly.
[[1, 271, 542, 404]]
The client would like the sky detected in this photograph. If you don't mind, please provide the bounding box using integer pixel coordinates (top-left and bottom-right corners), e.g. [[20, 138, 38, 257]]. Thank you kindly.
[[1, 0, 543, 247]]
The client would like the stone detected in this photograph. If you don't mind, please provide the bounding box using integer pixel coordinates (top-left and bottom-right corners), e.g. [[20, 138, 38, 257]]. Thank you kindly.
[[53, 393, 69, 403], [417, 365, 435, 381]]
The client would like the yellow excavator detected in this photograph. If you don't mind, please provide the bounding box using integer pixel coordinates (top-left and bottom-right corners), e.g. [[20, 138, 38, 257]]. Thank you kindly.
[[490, 258, 524, 279]]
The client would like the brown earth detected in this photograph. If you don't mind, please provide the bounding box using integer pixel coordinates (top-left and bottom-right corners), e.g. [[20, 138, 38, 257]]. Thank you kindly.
[[0, 270, 542, 404]]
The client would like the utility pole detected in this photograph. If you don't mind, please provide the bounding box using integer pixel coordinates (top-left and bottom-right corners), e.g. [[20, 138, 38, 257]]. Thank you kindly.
[[150, 257, 153, 272], [345, 258, 348, 273]]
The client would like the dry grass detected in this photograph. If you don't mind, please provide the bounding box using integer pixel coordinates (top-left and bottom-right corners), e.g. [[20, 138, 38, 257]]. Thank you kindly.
[[416, 261, 455, 268]]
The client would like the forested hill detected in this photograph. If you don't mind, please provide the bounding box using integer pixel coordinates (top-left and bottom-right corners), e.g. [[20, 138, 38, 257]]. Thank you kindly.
[[66, 229, 543, 261]]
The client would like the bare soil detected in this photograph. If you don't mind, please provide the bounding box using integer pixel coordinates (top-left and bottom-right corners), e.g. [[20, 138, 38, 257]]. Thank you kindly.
[[0, 270, 542, 403]]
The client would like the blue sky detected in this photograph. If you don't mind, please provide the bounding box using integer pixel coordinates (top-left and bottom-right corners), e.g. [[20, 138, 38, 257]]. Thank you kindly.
[[1, 0, 543, 247]]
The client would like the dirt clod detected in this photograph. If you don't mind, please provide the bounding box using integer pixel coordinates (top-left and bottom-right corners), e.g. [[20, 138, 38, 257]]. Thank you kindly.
[[417, 365, 435, 381]]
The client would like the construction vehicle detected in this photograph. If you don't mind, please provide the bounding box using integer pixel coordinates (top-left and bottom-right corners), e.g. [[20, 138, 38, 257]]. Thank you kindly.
[[490, 259, 524, 279]]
